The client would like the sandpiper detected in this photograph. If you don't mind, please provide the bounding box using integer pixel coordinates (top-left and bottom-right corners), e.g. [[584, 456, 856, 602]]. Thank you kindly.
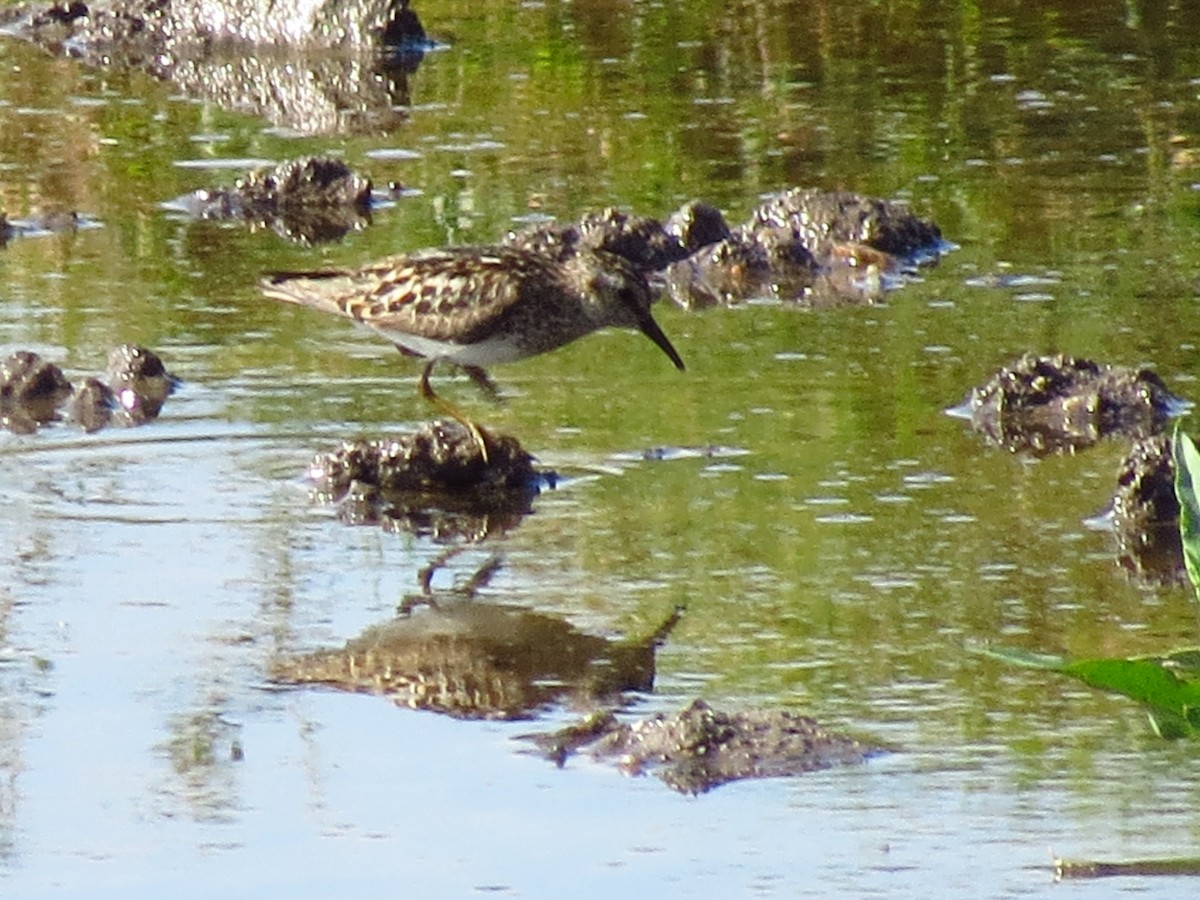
[[261, 245, 685, 459]]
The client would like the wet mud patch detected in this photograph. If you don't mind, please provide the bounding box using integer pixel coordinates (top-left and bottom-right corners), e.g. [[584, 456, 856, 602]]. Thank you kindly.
[[524, 699, 881, 794]]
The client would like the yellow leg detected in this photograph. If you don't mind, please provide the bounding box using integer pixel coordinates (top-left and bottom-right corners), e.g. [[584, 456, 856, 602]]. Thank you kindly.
[[418, 360, 491, 464]]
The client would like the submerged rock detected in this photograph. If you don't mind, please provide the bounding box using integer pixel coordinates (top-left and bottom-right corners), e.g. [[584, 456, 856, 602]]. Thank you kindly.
[[953, 354, 1186, 455], [164, 157, 374, 244], [271, 556, 682, 720], [526, 699, 879, 794]]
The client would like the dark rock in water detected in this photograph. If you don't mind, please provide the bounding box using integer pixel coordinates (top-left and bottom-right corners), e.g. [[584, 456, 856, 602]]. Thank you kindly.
[[270, 556, 682, 720], [1107, 433, 1185, 585], [308, 420, 553, 542], [527, 699, 879, 794], [955, 354, 1186, 455], [506, 207, 692, 272], [165, 157, 373, 244], [0, 351, 72, 433], [749, 187, 944, 260]]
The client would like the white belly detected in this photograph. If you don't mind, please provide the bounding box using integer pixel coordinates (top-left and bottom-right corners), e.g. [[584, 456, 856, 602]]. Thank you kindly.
[[391, 332, 529, 366]]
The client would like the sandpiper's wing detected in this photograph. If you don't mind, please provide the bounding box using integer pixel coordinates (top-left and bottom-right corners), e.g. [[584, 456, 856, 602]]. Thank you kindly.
[[261, 247, 552, 343]]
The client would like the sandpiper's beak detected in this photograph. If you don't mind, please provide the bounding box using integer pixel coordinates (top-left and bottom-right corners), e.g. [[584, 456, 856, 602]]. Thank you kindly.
[[636, 309, 686, 371]]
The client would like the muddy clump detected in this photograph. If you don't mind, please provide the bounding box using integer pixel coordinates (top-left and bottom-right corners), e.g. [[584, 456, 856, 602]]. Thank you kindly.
[[307, 420, 555, 542], [526, 699, 880, 794], [309, 419, 545, 495], [72, 344, 179, 431], [0, 209, 100, 248], [663, 225, 820, 308], [2, 1, 432, 135], [6, 0, 417, 50], [506, 189, 946, 309], [506, 207, 694, 273], [664, 189, 945, 309], [271, 556, 682, 720], [0, 345, 176, 434], [952, 354, 1186, 455], [1106, 433, 1185, 584], [163, 157, 375, 244], [749, 187, 944, 259], [663, 200, 735, 253], [0, 351, 73, 433], [331, 479, 542, 543]]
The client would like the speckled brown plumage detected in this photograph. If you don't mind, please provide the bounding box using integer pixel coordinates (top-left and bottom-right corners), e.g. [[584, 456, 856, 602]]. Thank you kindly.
[[261, 245, 684, 369], [261, 244, 684, 462]]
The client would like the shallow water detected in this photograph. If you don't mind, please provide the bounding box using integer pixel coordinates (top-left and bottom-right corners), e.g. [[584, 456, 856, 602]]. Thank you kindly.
[[3, 0, 1200, 896]]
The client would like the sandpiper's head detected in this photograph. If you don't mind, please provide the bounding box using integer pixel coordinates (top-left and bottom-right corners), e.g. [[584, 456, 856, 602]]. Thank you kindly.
[[572, 251, 685, 371]]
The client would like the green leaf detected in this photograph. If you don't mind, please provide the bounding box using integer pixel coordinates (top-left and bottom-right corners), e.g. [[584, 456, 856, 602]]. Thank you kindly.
[[969, 643, 1068, 671], [1062, 657, 1200, 729], [975, 642, 1200, 738], [1171, 424, 1200, 599]]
